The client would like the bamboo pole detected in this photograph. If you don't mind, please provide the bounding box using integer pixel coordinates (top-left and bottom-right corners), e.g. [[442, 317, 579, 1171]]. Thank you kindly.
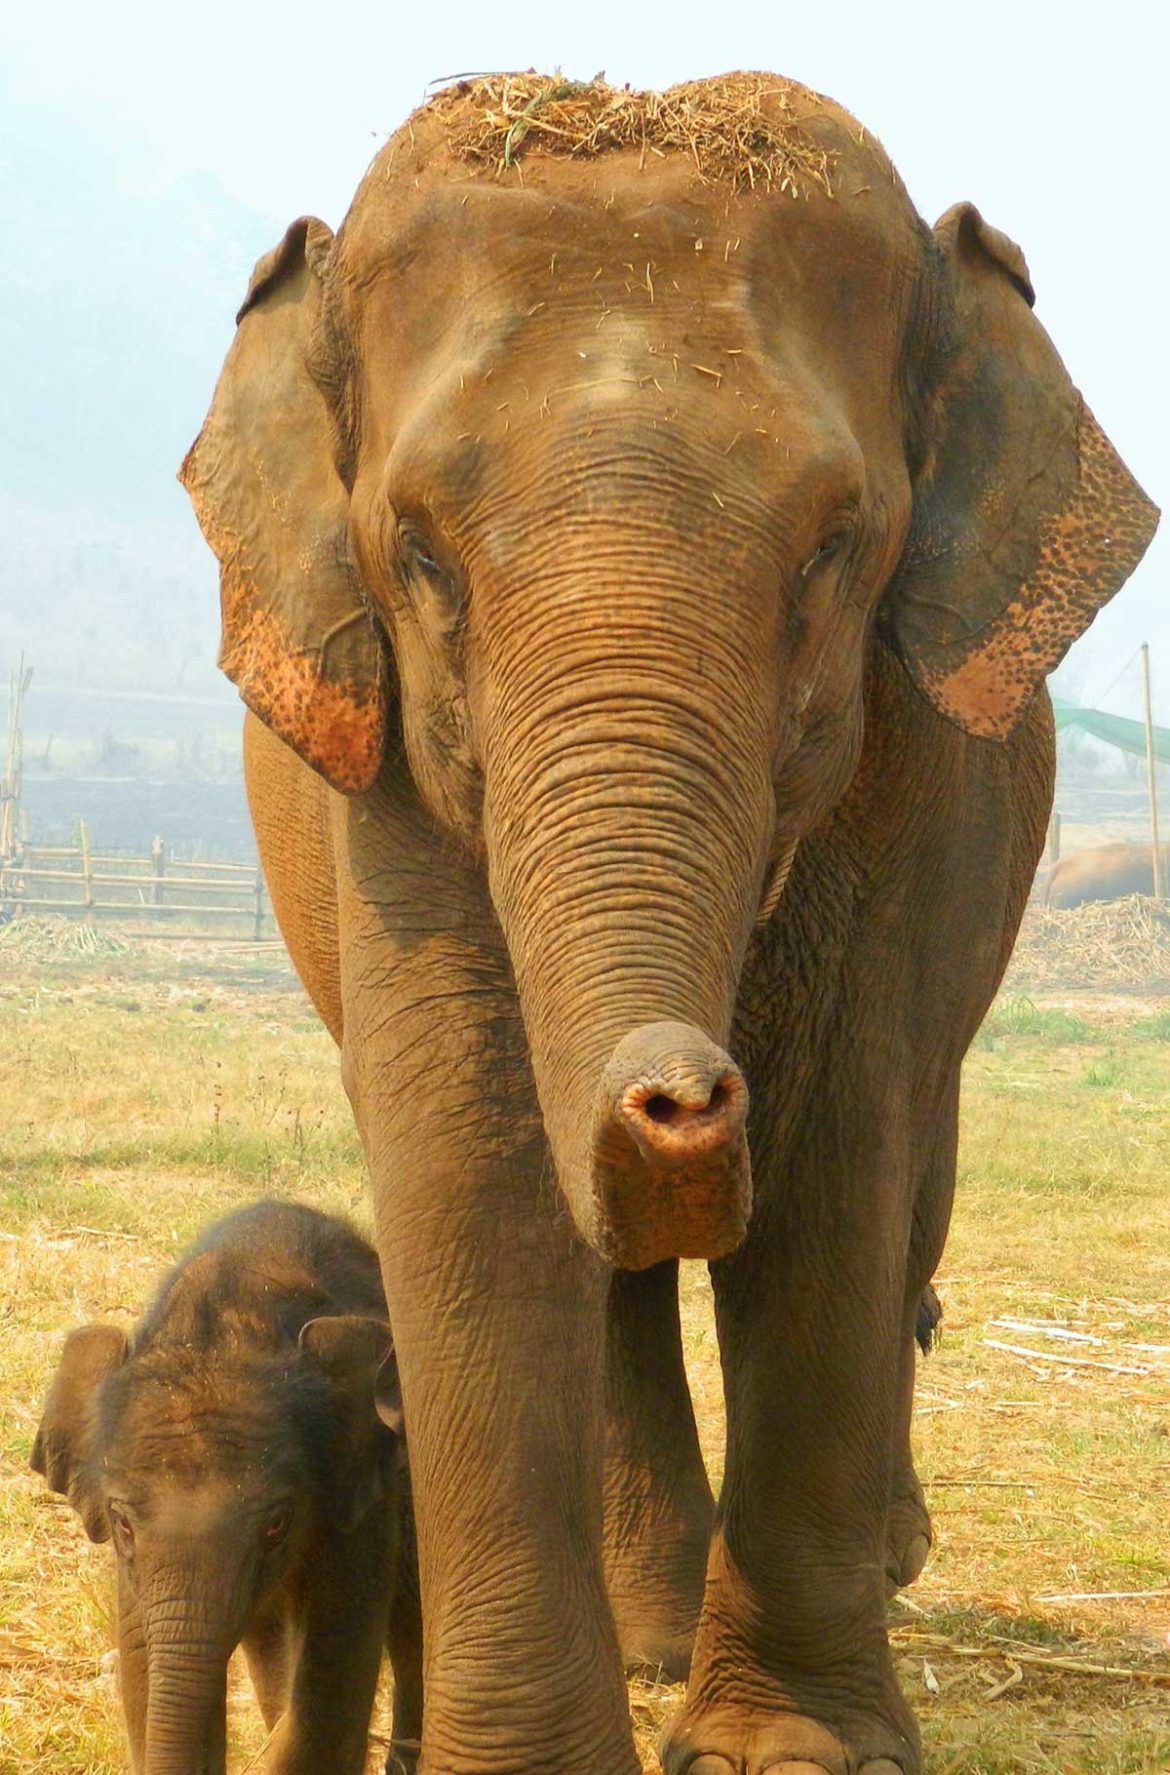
[[1, 656, 32, 861], [18, 846, 253, 872], [4, 896, 260, 920], [1, 866, 256, 894], [1141, 643, 1163, 898], [252, 870, 266, 941], [77, 819, 94, 912], [151, 835, 165, 907]]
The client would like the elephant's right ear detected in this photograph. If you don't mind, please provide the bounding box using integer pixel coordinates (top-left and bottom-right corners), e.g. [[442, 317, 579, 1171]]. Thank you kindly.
[[179, 217, 387, 794], [31, 1323, 129, 1542]]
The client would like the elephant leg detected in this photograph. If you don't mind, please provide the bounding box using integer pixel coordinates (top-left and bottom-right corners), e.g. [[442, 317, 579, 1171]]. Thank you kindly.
[[603, 1262, 714, 1680], [886, 1102, 957, 1597], [269, 1539, 390, 1775], [115, 1570, 149, 1774], [883, 1295, 935, 1598], [335, 783, 639, 1775], [662, 1118, 921, 1775], [386, 1495, 423, 1775], [241, 1605, 296, 1734], [363, 1115, 636, 1775]]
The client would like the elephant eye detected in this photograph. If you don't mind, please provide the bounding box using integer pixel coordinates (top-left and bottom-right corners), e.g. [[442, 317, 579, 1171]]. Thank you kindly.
[[801, 529, 852, 578], [108, 1505, 135, 1553], [262, 1504, 292, 1547], [398, 521, 445, 582]]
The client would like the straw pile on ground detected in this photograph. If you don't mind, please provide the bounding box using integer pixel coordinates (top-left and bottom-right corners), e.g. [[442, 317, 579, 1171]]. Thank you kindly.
[[0, 915, 131, 962], [1006, 895, 1170, 992], [431, 72, 836, 196]]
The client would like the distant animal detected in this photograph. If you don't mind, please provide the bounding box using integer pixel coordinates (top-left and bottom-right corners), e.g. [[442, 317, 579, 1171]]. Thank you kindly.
[[1044, 841, 1170, 909], [31, 1201, 421, 1775]]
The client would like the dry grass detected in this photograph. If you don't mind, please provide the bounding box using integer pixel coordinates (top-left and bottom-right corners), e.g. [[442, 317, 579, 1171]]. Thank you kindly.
[[431, 72, 836, 196], [1007, 897, 1170, 994], [2, 942, 1169, 1772]]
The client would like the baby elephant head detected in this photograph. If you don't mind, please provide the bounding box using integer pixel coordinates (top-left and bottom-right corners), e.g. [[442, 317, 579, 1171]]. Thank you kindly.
[[32, 1313, 403, 1775]]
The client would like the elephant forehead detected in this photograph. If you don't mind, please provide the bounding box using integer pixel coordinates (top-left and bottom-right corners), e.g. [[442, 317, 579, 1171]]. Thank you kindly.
[[343, 174, 915, 503], [348, 174, 909, 326], [101, 1355, 318, 1477], [378, 322, 867, 567]]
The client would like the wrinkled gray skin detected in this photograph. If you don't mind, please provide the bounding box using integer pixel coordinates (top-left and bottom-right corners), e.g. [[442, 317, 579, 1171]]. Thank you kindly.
[[31, 1202, 422, 1775]]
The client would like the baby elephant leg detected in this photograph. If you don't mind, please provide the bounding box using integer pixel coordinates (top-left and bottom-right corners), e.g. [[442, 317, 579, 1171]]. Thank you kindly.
[[266, 1536, 391, 1775], [385, 1495, 423, 1775], [241, 1605, 297, 1733]]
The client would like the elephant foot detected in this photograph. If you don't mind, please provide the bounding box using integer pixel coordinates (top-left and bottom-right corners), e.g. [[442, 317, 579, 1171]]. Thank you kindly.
[[604, 1477, 711, 1680], [884, 1469, 933, 1597], [660, 1706, 918, 1775], [616, 1619, 694, 1684], [610, 1572, 703, 1681]]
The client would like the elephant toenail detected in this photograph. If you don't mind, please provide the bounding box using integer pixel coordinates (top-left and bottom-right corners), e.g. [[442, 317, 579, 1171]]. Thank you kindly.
[[764, 1763, 833, 1773], [859, 1761, 904, 1774], [685, 1759, 739, 1774]]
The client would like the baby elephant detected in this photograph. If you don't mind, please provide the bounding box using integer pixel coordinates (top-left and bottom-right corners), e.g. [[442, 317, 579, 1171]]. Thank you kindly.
[[32, 1200, 421, 1775]]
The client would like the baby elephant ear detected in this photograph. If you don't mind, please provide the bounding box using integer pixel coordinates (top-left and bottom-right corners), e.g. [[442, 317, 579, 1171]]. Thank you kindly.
[[179, 217, 387, 793], [300, 1313, 403, 1435], [373, 1345, 404, 1438], [886, 203, 1158, 739], [299, 1313, 394, 1389], [32, 1323, 129, 1542], [300, 1315, 401, 1530]]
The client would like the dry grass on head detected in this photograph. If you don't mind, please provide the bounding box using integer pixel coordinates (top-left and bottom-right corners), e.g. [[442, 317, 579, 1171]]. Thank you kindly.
[[430, 71, 837, 197], [2, 940, 1169, 1772]]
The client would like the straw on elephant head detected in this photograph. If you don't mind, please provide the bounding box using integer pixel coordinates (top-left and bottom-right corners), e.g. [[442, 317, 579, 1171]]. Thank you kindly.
[[432, 71, 837, 197]]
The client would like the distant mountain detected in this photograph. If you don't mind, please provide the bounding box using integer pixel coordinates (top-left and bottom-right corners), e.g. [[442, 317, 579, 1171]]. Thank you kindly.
[[0, 74, 277, 698]]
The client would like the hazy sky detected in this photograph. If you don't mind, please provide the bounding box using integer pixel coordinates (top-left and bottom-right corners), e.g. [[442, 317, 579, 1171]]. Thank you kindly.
[[3, 0, 1166, 713]]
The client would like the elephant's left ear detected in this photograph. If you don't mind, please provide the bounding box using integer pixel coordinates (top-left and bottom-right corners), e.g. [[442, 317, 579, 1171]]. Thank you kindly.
[[179, 217, 387, 793], [884, 202, 1158, 739], [300, 1314, 401, 1530]]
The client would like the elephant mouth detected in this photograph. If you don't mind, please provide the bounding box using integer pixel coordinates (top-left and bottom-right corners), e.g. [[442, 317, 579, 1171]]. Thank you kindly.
[[582, 1021, 753, 1270]]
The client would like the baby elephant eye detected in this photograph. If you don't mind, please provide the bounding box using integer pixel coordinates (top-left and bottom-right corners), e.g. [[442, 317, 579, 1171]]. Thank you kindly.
[[108, 1506, 135, 1552], [263, 1505, 292, 1547]]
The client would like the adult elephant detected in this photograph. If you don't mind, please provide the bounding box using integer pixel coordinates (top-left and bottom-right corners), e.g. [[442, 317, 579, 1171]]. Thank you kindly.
[[1045, 840, 1169, 907], [181, 75, 1156, 1775]]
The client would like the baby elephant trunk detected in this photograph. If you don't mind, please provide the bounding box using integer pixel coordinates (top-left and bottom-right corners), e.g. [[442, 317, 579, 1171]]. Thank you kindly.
[[143, 1631, 230, 1775], [590, 1021, 751, 1268]]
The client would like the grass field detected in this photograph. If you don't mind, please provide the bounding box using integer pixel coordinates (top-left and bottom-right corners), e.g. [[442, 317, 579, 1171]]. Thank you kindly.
[[1, 935, 1168, 1774]]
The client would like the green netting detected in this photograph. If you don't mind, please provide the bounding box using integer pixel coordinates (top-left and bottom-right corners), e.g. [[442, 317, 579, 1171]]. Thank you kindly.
[[1050, 696, 1170, 764]]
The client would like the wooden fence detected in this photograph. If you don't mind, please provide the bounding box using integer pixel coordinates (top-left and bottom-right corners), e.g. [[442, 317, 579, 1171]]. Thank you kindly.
[[0, 823, 272, 940]]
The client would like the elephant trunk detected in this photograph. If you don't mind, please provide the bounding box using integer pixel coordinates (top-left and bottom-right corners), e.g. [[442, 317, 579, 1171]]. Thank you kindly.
[[481, 568, 776, 1268], [141, 1595, 232, 1775]]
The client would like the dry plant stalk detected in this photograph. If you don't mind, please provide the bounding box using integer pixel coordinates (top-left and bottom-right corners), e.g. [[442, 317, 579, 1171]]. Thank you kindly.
[[431, 72, 836, 197], [1006, 894, 1170, 991]]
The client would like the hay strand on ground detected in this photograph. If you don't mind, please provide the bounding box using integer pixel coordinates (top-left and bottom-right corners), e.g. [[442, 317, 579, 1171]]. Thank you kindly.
[[1005, 895, 1170, 992]]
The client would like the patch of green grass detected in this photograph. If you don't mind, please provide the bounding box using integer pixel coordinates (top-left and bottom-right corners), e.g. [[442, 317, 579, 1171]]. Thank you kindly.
[[976, 995, 1093, 1048], [1129, 1008, 1170, 1041], [1079, 1056, 1126, 1088]]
